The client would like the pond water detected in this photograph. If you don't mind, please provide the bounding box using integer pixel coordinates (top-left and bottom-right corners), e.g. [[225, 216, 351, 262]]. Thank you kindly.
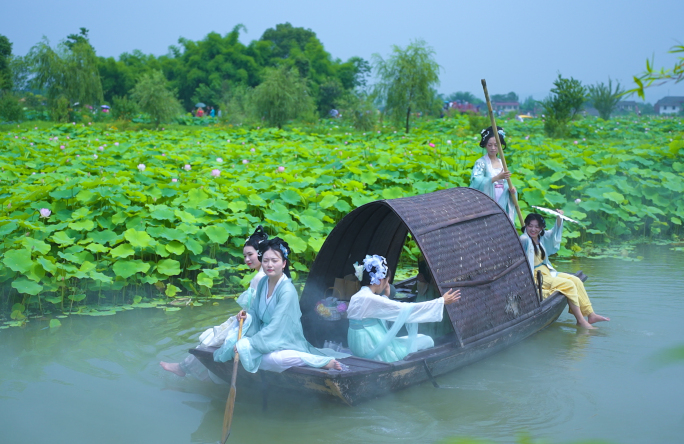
[[1, 245, 683, 444]]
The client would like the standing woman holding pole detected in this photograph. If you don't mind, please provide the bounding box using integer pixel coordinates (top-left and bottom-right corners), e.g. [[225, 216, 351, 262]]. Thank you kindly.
[[471, 79, 525, 227], [469, 125, 518, 223]]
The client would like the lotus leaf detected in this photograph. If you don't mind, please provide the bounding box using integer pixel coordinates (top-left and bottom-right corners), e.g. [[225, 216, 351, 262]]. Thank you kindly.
[[51, 231, 75, 246], [204, 225, 229, 244], [22, 238, 51, 255], [124, 229, 153, 248], [166, 241, 186, 255], [165, 284, 180, 297], [110, 243, 135, 258], [113, 260, 150, 278], [157, 259, 181, 276], [12, 278, 43, 295], [69, 219, 95, 231], [3, 249, 33, 273]]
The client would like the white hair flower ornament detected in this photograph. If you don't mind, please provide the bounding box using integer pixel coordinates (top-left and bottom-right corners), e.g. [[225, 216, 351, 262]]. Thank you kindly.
[[362, 254, 388, 285], [353, 262, 364, 281]]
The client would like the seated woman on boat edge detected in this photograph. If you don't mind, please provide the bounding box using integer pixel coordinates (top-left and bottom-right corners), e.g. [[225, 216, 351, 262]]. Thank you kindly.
[[160, 225, 269, 380], [214, 237, 348, 372], [520, 212, 610, 329], [346, 255, 461, 363]]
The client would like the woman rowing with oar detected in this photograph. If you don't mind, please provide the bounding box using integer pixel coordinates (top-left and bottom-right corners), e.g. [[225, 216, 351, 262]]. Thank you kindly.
[[160, 225, 269, 380], [470, 126, 518, 222], [213, 237, 348, 372], [520, 211, 610, 329]]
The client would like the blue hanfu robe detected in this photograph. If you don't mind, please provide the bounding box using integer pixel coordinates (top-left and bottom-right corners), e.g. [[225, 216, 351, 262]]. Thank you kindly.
[[214, 275, 347, 373], [470, 155, 518, 223], [346, 286, 445, 363], [235, 268, 266, 310]]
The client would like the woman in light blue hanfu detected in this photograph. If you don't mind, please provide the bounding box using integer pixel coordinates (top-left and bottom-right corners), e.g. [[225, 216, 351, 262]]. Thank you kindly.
[[346, 255, 461, 363], [470, 126, 518, 223], [160, 226, 269, 380], [214, 238, 347, 372]]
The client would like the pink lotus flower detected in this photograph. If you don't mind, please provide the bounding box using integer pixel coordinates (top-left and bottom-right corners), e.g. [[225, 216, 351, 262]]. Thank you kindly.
[[162, 153, 166, 156], [217, 157, 223, 163], [211, 169, 221, 177], [574, 141, 578, 144], [525, 135, 530, 140], [429, 143, 435, 148], [250, 148, 255, 152], [172, 178, 178, 182], [76, 155, 80, 157], [575, 199, 582, 204], [184, 164, 191, 171], [93, 154, 98, 159], [137, 164, 146, 171], [60, 146, 65, 150], [98, 146, 104, 151], [114, 142, 119, 146], [227, 139, 231, 143], [39, 208, 51, 218], [447, 140, 452, 144], [242, 159, 249, 164], [278, 166, 285, 172]]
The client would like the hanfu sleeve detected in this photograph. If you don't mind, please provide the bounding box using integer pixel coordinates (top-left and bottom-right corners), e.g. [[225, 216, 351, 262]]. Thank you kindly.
[[470, 158, 493, 197], [246, 284, 303, 355], [351, 292, 444, 324], [541, 218, 564, 256]]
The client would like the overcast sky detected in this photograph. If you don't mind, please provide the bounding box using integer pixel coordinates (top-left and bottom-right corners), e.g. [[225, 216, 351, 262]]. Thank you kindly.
[[3, 0, 683, 103]]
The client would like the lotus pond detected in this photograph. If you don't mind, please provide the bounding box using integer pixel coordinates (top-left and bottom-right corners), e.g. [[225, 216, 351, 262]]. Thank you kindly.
[[0, 115, 683, 326]]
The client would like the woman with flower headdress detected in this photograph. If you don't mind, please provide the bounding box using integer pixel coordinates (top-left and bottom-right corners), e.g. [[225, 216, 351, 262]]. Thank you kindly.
[[346, 255, 461, 363], [160, 226, 270, 380], [520, 212, 609, 329], [470, 126, 517, 222], [213, 237, 348, 372]]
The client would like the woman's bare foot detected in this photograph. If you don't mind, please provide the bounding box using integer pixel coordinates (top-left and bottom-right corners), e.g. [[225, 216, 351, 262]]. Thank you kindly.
[[588, 313, 610, 324], [576, 319, 597, 329], [160, 361, 186, 377], [324, 359, 342, 370]]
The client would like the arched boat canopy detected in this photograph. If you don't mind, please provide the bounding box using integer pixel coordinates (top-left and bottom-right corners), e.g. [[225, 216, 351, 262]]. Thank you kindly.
[[300, 187, 539, 348]]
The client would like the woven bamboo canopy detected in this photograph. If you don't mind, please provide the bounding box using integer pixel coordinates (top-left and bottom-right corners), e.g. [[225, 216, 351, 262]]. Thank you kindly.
[[300, 187, 540, 348]]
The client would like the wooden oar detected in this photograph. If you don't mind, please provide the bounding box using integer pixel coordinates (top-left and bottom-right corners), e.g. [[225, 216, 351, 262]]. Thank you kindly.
[[221, 317, 244, 443], [481, 79, 525, 227]]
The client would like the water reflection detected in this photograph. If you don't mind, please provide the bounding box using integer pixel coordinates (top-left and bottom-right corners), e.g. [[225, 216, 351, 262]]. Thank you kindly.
[[1, 246, 684, 444]]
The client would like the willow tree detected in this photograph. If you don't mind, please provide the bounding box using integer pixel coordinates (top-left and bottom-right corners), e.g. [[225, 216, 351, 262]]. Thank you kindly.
[[588, 79, 624, 120], [372, 40, 440, 133], [130, 70, 183, 127], [252, 65, 314, 128], [28, 29, 103, 120]]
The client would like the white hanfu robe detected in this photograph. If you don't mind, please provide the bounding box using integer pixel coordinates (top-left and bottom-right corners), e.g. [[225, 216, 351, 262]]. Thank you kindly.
[[346, 286, 445, 363], [178, 269, 265, 381], [214, 275, 348, 373]]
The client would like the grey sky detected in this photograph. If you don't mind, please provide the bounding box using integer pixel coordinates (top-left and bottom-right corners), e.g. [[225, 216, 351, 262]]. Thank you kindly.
[[3, 0, 683, 103]]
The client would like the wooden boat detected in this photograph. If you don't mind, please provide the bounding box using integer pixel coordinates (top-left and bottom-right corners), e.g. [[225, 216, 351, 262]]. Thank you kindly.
[[190, 187, 576, 405]]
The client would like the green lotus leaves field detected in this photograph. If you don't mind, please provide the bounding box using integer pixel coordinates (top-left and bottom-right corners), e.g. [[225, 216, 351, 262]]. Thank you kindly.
[[1, 115, 682, 324]]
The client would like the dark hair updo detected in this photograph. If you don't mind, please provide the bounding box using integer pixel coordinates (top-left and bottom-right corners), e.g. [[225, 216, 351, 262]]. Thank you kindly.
[[479, 126, 507, 149], [257, 237, 292, 278], [244, 225, 268, 250], [522, 213, 546, 260]]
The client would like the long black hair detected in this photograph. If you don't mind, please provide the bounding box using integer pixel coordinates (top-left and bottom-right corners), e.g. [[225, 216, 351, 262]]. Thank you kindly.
[[479, 126, 507, 149], [244, 225, 268, 250], [522, 213, 546, 260], [257, 237, 292, 278]]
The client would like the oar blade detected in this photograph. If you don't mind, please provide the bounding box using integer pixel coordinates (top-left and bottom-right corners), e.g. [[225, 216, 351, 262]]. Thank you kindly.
[[221, 385, 237, 443]]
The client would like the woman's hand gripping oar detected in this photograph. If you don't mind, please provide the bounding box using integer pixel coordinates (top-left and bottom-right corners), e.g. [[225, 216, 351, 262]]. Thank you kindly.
[[481, 79, 525, 227], [221, 315, 244, 443]]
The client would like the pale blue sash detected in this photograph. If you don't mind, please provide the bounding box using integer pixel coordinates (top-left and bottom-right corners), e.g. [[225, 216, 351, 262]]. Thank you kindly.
[[355, 304, 417, 360]]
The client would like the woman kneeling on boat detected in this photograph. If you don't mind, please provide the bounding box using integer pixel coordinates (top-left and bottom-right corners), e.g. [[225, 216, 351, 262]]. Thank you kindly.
[[213, 238, 347, 372], [520, 212, 609, 329], [347, 255, 461, 362]]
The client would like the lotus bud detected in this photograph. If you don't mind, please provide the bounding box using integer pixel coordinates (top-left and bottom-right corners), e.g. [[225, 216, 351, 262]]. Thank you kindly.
[[242, 159, 249, 164], [429, 143, 435, 148], [217, 157, 223, 163], [98, 146, 104, 151], [39, 208, 51, 218], [211, 169, 221, 177], [575, 199, 582, 204], [172, 178, 178, 182], [250, 148, 255, 152], [137, 164, 146, 171], [447, 140, 452, 144], [184, 164, 191, 171], [278, 166, 285, 172], [60, 146, 65, 150], [93, 154, 98, 159], [114, 142, 119, 146]]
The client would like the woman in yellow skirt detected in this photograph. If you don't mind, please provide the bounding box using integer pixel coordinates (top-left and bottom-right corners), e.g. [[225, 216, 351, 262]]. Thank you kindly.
[[520, 212, 609, 329]]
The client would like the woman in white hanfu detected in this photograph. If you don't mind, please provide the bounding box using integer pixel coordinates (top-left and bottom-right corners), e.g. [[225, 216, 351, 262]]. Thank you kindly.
[[160, 226, 269, 380], [346, 255, 461, 363], [213, 237, 348, 373], [469, 126, 517, 223]]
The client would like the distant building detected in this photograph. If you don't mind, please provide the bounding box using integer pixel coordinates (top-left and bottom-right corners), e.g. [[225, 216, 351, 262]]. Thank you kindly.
[[444, 101, 480, 114], [492, 101, 520, 113], [615, 101, 639, 113], [654, 96, 684, 115]]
